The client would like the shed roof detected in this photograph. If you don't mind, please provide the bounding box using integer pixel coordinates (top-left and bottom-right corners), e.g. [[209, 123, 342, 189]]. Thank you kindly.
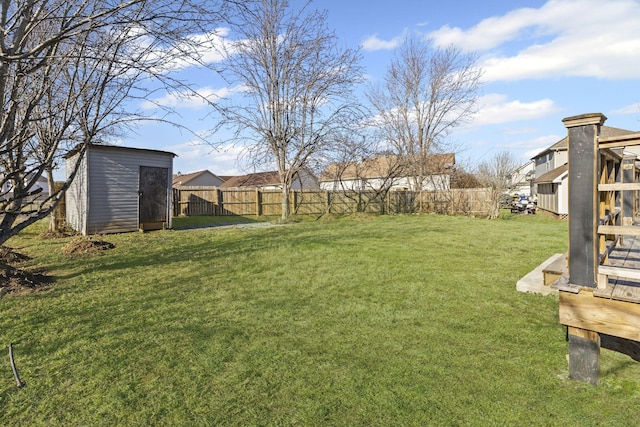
[[65, 143, 176, 159], [535, 163, 568, 184]]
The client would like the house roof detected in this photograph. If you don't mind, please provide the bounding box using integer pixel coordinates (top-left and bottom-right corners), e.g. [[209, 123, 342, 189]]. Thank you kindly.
[[533, 126, 637, 159], [535, 163, 568, 184], [219, 171, 281, 188], [320, 153, 455, 181], [172, 169, 223, 186]]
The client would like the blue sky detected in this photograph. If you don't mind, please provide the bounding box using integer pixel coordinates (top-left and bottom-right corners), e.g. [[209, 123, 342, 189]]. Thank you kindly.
[[127, 0, 640, 176]]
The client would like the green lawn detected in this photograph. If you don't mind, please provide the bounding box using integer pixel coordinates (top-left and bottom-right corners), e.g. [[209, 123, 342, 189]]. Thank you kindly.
[[1, 213, 639, 425]]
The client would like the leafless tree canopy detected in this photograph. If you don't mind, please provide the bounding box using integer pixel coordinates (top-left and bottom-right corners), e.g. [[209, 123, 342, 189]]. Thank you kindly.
[[217, 0, 365, 220], [0, 0, 220, 244], [476, 150, 520, 219], [368, 35, 482, 190]]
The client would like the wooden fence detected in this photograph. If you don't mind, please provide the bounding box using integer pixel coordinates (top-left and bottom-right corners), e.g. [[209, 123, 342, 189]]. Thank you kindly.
[[173, 186, 492, 217]]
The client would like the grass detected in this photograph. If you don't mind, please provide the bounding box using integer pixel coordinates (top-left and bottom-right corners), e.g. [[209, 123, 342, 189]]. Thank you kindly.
[[1, 213, 640, 425]]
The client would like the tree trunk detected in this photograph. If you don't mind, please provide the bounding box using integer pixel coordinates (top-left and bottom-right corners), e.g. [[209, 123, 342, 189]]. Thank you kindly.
[[281, 183, 290, 221], [46, 168, 58, 232]]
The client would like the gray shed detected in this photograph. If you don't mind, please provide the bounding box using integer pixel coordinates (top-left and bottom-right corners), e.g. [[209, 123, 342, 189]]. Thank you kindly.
[[65, 144, 175, 235]]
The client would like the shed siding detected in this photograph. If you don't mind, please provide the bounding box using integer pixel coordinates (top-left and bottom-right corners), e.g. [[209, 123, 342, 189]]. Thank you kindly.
[[558, 179, 569, 215], [65, 145, 173, 235], [65, 152, 88, 234], [86, 148, 173, 234]]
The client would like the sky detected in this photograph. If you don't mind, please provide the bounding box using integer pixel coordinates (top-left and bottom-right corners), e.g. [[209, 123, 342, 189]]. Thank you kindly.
[[123, 0, 640, 176]]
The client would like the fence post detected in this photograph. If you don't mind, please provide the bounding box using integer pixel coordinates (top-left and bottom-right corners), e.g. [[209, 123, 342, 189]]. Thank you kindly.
[[217, 188, 223, 216], [255, 188, 261, 216]]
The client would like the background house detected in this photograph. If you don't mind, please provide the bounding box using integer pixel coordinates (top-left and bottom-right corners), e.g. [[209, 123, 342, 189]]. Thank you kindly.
[[219, 170, 318, 190], [65, 144, 175, 235], [1, 173, 49, 200], [319, 154, 455, 192], [532, 125, 637, 217], [172, 169, 225, 187], [509, 160, 535, 196]]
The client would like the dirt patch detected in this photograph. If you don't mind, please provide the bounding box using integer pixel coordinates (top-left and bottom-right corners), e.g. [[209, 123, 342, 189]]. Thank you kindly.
[[39, 230, 74, 240], [0, 246, 31, 264], [62, 238, 115, 256], [0, 266, 52, 294], [0, 247, 52, 295]]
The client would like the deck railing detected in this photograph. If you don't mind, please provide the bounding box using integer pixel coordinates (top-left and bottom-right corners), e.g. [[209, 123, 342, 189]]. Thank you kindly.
[[558, 113, 640, 384]]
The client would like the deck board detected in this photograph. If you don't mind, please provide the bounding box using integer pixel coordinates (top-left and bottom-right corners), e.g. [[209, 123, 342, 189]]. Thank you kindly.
[[598, 233, 640, 303]]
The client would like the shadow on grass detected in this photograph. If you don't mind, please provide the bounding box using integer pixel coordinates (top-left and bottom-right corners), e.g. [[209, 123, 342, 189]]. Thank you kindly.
[[172, 215, 273, 230]]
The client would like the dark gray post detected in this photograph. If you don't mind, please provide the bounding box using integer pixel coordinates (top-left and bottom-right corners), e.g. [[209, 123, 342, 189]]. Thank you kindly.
[[568, 327, 600, 385], [562, 113, 607, 288], [562, 113, 607, 386]]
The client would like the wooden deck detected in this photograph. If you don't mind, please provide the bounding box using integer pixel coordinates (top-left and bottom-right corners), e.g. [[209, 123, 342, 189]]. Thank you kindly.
[[593, 234, 640, 302], [555, 231, 640, 344], [555, 113, 640, 384]]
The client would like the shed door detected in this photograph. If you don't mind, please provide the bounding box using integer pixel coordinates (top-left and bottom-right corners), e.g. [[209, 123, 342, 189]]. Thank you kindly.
[[139, 166, 168, 230]]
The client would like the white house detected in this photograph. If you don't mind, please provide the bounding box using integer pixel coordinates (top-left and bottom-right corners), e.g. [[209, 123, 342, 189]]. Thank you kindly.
[[172, 169, 225, 187], [532, 125, 637, 217], [509, 160, 535, 196], [1, 173, 50, 200], [319, 154, 455, 192]]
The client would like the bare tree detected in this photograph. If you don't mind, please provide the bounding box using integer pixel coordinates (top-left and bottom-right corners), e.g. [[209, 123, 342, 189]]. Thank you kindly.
[[367, 35, 482, 191], [476, 150, 520, 219], [217, 0, 364, 220], [0, 0, 220, 245]]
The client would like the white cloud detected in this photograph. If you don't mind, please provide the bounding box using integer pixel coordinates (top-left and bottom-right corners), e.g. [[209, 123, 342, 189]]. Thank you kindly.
[[165, 141, 246, 175], [429, 5, 541, 52], [147, 27, 233, 74], [610, 103, 640, 115], [361, 31, 406, 51], [141, 85, 244, 110], [469, 94, 559, 127], [428, 0, 640, 81]]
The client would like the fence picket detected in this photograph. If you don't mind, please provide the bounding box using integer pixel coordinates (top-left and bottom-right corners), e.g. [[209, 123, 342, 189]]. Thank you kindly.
[[172, 186, 492, 217]]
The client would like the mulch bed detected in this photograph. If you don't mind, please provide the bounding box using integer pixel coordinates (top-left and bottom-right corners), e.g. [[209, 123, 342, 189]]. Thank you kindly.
[[0, 247, 52, 295], [61, 238, 115, 256], [1, 236, 114, 295]]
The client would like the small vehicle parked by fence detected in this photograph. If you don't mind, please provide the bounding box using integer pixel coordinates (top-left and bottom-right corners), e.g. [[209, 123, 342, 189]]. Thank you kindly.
[[510, 195, 536, 214]]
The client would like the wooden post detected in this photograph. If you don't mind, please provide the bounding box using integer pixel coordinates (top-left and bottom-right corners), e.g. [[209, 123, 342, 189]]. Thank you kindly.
[[563, 113, 607, 288], [255, 188, 261, 216], [621, 154, 635, 227], [217, 188, 223, 216], [568, 327, 600, 385], [562, 113, 607, 385], [292, 190, 298, 215]]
